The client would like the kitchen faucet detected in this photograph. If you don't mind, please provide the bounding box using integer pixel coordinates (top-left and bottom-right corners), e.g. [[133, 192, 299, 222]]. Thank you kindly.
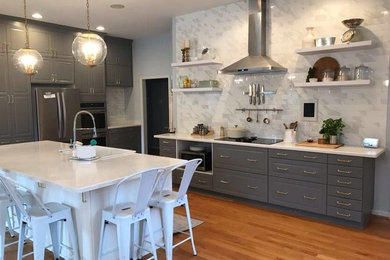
[[72, 110, 97, 147]]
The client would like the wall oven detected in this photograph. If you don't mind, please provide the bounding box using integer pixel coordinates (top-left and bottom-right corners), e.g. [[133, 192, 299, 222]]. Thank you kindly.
[[80, 102, 107, 130]]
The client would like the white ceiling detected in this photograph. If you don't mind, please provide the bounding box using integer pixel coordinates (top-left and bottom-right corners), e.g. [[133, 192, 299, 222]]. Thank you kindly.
[[0, 0, 241, 39]]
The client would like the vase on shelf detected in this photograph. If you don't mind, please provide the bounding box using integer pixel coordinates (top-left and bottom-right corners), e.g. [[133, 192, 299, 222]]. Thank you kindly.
[[302, 27, 315, 48]]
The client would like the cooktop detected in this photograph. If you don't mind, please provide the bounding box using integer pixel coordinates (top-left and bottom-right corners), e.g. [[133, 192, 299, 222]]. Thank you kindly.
[[216, 137, 283, 145]]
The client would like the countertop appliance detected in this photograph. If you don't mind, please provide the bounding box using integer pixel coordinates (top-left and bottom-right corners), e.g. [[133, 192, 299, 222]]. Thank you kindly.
[[216, 137, 283, 145], [33, 87, 80, 143], [180, 150, 211, 172], [219, 0, 287, 74]]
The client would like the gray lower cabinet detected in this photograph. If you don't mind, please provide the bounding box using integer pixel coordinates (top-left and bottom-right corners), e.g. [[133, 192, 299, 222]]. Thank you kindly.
[[213, 168, 268, 202], [269, 176, 326, 214], [173, 168, 213, 191], [159, 139, 176, 158], [213, 144, 267, 174], [269, 149, 327, 163], [108, 126, 141, 153]]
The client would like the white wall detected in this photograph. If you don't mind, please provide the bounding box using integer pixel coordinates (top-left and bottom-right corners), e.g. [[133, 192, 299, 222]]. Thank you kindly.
[[124, 31, 173, 122]]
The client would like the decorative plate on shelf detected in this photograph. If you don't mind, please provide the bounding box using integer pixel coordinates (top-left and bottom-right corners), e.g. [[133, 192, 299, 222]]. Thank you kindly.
[[313, 57, 340, 81]]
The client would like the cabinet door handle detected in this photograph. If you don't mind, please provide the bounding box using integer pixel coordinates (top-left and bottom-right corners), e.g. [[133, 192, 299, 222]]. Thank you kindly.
[[337, 180, 352, 185], [11, 95, 14, 104], [219, 180, 229, 184], [336, 201, 352, 207], [162, 141, 170, 144], [337, 158, 352, 163], [276, 167, 288, 171], [247, 185, 258, 189], [303, 155, 317, 159], [337, 169, 352, 174], [303, 170, 316, 175], [303, 195, 317, 200], [277, 152, 288, 156], [336, 211, 351, 218], [336, 190, 351, 196], [198, 180, 207, 184], [276, 190, 288, 195], [247, 158, 257, 162], [7, 95, 11, 104], [220, 155, 230, 159]]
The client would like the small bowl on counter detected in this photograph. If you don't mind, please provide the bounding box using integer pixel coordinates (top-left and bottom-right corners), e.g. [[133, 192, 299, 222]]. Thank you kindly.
[[314, 37, 336, 47]]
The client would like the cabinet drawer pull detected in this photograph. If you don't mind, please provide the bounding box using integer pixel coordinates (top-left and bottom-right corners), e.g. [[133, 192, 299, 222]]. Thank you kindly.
[[336, 211, 351, 218], [162, 141, 170, 144], [276, 167, 288, 171], [276, 152, 288, 156], [197, 180, 207, 184], [337, 169, 352, 174], [303, 155, 317, 159], [303, 195, 317, 200], [336, 201, 352, 207], [337, 159, 352, 163], [247, 185, 258, 189], [303, 170, 316, 175], [336, 190, 351, 196], [337, 180, 352, 185], [276, 190, 288, 195], [247, 159, 257, 162], [220, 180, 229, 184], [220, 155, 230, 159]]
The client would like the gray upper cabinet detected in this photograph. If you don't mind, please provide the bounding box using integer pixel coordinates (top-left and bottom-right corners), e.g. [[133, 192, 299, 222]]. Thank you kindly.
[[0, 94, 12, 141], [51, 30, 75, 58], [0, 22, 6, 53], [0, 54, 8, 93], [28, 25, 52, 57], [105, 36, 133, 87], [7, 54, 30, 94], [6, 21, 26, 52], [30, 57, 52, 83], [75, 61, 105, 102], [31, 57, 74, 84]]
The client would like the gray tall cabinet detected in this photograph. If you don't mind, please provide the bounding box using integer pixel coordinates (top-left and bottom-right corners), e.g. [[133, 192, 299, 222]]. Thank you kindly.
[[0, 21, 33, 145]]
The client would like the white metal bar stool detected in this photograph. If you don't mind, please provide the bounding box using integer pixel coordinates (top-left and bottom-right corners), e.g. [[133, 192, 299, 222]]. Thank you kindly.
[[149, 159, 202, 260], [0, 192, 19, 260], [98, 168, 161, 260], [0, 175, 79, 260]]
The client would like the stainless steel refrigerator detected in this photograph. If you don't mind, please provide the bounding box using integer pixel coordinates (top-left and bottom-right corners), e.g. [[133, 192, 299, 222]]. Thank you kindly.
[[33, 87, 80, 143]]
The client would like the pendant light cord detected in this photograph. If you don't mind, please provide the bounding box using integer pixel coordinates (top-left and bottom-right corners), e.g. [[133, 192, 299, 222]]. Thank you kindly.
[[86, 0, 90, 32], [23, 0, 29, 48]]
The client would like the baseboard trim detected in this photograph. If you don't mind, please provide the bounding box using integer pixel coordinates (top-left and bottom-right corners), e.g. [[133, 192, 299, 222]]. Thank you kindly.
[[372, 210, 390, 218]]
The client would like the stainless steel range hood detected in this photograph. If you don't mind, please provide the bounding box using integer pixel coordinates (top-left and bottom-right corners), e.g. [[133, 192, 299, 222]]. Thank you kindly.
[[219, 0, 287, 75]]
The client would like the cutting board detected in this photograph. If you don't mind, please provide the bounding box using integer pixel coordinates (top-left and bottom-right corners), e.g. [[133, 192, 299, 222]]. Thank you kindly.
[[295, 141, 344, 149]]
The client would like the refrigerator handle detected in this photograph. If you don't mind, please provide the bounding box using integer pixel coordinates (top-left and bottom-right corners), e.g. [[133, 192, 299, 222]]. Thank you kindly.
[[61, 92, 67, 138], [56, 92, 63, 139]]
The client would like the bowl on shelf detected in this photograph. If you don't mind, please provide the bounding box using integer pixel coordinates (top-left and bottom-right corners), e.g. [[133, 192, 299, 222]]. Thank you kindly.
[[314, 37, 336, 47]]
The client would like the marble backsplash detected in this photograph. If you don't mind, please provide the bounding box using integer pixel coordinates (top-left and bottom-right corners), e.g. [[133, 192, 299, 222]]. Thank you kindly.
[[173, 0, 390, 146]]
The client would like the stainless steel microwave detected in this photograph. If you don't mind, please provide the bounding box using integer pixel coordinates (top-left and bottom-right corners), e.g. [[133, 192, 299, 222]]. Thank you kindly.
[[179, 150, 211, 172]]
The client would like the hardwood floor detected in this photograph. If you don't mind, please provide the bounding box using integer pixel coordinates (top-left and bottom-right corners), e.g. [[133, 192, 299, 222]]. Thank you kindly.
[[4, 191, 390, 259]]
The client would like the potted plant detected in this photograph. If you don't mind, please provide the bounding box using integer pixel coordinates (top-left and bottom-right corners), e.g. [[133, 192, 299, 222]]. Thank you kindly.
[[319, 118, 345, 144]]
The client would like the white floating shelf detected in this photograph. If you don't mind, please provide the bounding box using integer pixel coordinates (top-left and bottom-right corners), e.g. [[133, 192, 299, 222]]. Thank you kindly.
[[172, 87, 223, 93], [171, 60, 223, 67], [295, 40, 373, 55], [294, 80, 372, 88]]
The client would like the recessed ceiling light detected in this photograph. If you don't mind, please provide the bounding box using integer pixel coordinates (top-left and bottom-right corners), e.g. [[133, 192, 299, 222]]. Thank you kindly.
[[32, 13, 43, 19], [110, 4, 125, 9], [96, 26, 105, 31]]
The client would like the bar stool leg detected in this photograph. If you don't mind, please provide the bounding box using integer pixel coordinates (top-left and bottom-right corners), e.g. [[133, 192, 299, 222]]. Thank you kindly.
[[17, 221, 27, 260], [162, 206, 174, 260], [49, 221, 60, 259], [0, 205, 7, 260], [98, 218, 107, 260], [145, 211, 157, 260], [6, 207, 15, 237], [32, 221, 48, 260], [65, 211, 79, 260], [184, 198, 197, 256], [117, 221, 131, 260]]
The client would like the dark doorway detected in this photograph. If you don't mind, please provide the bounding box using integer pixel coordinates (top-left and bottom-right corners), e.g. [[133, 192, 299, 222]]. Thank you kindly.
[[145, 78, 169, 155]]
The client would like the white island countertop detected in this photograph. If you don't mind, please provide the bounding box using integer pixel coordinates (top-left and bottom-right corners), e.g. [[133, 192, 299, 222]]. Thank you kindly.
[[154, 133, 385, 158], [0, 141, 185, 193]]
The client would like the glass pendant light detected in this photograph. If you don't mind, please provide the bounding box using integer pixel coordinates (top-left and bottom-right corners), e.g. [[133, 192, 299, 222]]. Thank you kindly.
[[72, 0, 107, 67], [13, 0, 43, 75]]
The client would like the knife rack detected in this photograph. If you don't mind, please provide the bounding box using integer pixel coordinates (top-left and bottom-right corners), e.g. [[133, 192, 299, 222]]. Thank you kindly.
[[236, 108, 283, 112]]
